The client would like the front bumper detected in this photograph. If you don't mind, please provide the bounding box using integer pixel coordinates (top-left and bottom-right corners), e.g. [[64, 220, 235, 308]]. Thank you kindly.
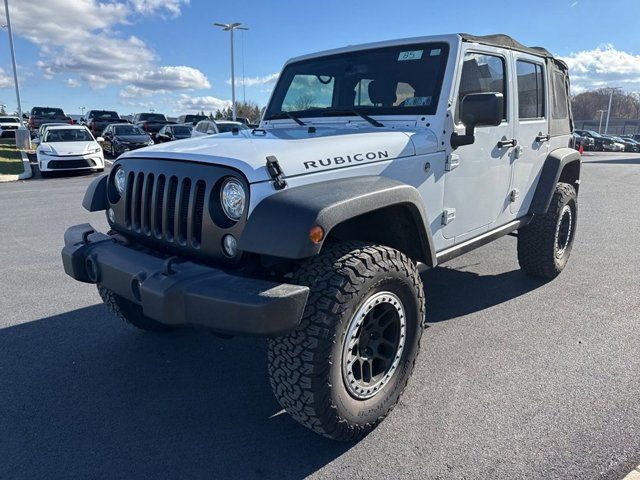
[[61, 224, 309, 336], [39, 152, 104, 171]]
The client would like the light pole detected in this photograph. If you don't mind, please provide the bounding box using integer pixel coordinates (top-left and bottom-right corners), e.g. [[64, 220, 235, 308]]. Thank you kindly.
[[604, 87, 619, 135], [79, 106, 86, 117], [214, 22, 248, 121], [3, 0, 29, 149], [596, 109, 607, 133]]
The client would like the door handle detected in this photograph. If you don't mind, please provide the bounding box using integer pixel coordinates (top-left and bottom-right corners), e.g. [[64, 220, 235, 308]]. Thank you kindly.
[[536, 134, 550, 142], [497, 138, 517, 148]]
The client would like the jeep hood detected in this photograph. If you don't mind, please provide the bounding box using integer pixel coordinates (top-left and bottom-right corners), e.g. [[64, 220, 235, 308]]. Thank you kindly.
[[120, 125, 438, 183]]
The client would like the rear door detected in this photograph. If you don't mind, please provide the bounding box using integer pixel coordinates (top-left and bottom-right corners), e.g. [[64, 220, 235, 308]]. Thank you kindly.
[[510, 54, 549, 215], [442, 46, 514, 239]]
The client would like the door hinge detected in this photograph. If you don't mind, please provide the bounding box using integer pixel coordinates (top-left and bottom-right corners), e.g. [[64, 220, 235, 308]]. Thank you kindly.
[[445, 153, 460, 171], [514, 145, 524, 159], [510, 189, 520, 202], [442, 208, 456, 225]]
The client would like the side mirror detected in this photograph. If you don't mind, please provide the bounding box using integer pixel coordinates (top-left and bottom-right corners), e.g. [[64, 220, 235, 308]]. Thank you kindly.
[[451, 92, 503, 148], [96, 136, 104, 142]]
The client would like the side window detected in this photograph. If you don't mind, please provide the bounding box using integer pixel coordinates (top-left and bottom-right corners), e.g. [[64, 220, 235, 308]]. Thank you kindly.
[[457, 52, 507, 122], [516, 60, 545, 119], [282, 74, 334, 111], [552, 71, 569, 119]]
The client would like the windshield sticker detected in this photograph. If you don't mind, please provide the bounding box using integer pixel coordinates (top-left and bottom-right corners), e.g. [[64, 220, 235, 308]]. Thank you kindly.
[[404, 96, 431, 107], [430, 48, 442, 56], [398, 50, 423, 61]]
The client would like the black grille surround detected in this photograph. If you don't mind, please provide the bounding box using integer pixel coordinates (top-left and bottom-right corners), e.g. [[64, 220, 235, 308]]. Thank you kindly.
[[108, 158, 249, 266]]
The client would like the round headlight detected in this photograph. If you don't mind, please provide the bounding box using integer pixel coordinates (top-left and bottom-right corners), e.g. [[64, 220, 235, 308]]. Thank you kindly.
[[220, 178, 246, 221], [114, 167, 126, 195]]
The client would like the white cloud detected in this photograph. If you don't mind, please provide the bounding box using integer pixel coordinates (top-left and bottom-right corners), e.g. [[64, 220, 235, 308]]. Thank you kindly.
[[0, 0, 207, 93], [228, 73, 279, 87], [66, 78, 81, 88], [177, 94, 231, 112], [128, 0, 189, 17], [0, 68, 12, 88], [560, 44, 640, 93]]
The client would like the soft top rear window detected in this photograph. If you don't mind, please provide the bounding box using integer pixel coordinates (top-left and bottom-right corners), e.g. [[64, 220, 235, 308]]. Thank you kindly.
[[265, 42, 449, 120]]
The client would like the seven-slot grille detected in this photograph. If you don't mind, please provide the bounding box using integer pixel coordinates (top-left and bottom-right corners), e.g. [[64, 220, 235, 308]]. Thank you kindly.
[[124, 171, 206, 248]]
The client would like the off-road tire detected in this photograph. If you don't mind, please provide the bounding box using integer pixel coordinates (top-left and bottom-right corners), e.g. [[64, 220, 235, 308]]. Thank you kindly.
[[518, 182, 577, 279], [98, 285, 172, 332], [268, 242, 425, 441]]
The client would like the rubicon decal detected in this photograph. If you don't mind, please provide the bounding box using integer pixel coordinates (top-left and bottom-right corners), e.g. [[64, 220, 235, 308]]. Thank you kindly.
[[304, 150, 390, 170]]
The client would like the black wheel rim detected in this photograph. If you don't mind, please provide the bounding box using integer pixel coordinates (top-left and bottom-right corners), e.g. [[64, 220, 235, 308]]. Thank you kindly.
[[342, 291, 406, 399]]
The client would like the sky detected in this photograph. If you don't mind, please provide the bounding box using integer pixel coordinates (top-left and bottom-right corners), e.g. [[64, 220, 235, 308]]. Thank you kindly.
[[1, 0, 639, 117]]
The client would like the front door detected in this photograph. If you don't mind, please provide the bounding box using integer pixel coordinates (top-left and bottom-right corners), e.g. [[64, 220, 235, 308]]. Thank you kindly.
[[442, 47, 514, 239], [510, 53, 549, 215]]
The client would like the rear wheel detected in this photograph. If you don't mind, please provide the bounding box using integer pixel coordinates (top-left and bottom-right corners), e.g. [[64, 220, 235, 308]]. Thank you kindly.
[[518, 182, 577, 279], [98, 286, 172, 332], [268, 242, 425, 441]]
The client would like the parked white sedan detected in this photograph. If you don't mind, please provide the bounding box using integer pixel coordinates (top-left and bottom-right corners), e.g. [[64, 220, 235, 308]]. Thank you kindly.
[[191, 119, 249, 137], [36, 125, 104, 176]]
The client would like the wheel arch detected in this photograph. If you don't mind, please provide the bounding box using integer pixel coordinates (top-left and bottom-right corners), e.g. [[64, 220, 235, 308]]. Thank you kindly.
[[529, 147, 581, 215], [239, 176, 437, 266]]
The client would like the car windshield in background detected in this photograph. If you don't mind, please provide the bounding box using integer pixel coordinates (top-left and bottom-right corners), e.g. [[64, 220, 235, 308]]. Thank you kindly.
[[33, 108, 65, 117], [114, 125, 145, 135], [0, 117, 19, 123], [217, 123, 249, 133], [93, 111, 119, 119], [265, 42, 449, 120], [140, 114, 166, 122], [44, 129, 93, 142], [172, 126, 192, 135]]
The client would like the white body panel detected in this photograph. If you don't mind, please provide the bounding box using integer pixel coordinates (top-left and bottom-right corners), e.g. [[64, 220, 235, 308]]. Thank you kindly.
[[118, 33, 573, 257]]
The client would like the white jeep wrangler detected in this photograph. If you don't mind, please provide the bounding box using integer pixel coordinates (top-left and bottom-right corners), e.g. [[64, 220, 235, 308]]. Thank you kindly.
[[62, 33, 580, 441]]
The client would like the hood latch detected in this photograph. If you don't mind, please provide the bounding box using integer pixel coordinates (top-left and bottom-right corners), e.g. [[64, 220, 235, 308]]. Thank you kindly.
[[266, 156, 287, 190]]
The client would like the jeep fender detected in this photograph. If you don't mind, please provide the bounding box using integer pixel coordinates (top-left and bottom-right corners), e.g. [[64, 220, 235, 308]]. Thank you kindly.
[[529, 148, 581, 215], [82, 174, 108, 212], [239, 176, 437, 266]]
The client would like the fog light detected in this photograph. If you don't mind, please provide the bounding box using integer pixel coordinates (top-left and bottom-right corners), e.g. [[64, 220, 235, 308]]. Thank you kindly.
[[107, 208, 115, 223], [222, 234, 238, 257]]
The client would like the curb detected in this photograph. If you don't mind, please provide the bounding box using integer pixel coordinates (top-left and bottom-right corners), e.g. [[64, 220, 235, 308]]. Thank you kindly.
[[0, 150, 33, 182], [623, 465, 640, 480]]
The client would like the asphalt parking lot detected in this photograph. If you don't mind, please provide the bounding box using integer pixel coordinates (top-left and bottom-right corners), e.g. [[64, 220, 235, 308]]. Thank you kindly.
[[1, 152, 639, 480]]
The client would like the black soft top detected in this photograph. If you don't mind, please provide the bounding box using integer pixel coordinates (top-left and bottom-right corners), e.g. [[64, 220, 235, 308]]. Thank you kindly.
[[460, 33, 567, 70]]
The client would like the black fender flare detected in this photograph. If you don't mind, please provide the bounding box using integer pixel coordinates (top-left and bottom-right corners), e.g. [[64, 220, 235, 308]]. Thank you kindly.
[[529, 148, 581, 215], [82, 174, 108, 212], [239, 176, 437, 265]]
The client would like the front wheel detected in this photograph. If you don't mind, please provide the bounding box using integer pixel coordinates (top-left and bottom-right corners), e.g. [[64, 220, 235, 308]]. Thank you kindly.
[[517, 182, 577, 279], [268, 242, 425, 441]]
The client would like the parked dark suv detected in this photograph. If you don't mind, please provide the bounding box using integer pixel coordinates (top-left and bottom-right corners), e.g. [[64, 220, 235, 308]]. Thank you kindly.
[[575, 130, 615, 151], [176, 114, 208, 125], [28, 107, 73, 134], [132, 113, 171, 139], [84, 110, 121, 137]]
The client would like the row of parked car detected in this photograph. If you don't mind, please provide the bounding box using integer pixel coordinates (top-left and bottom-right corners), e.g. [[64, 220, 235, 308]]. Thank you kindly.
[[574, 130, 640, 152], [20, 106, 253, 176]]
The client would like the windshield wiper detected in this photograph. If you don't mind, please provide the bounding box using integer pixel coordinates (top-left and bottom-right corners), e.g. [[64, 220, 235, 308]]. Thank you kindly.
[[319, 108, 384, 128], [267, 111, 306, 126]]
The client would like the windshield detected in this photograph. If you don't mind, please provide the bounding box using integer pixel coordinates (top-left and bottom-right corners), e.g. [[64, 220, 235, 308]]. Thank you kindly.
[[33, 108, 65, 117], [265, 42, 449, 120], [114, 125, 145, 135], [44, 129, 93, 142], [172, 126, 192, 135], [0, 117, 19, 123], [139, 113, 166, 122], [586, 130, 603, 138], [92, 111, 119, 119], [217, 123, 249, 133]]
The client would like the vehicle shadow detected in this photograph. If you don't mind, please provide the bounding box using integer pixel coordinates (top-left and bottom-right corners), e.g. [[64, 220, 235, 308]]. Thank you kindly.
[[0, 305, 350, 480], [423, 266, 547, 323]]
